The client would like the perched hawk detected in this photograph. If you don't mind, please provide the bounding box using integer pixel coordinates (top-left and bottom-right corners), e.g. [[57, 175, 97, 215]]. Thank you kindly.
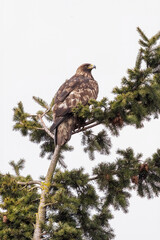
[[50, 63, 99, 146]]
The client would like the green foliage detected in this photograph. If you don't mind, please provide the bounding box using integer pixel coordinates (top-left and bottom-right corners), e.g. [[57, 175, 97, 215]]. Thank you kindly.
[[72, 28, 160, 143], [1, 147, 160, 239], [5, 28, 160, 239], [12, 26, 160, 158], [73, 98, 109, 121], [81, 130, 111, 160], [13, 98, 73, 160], [111, 28, 160, 129], [9, 159, 25, 176], [0, 172, 39, 239], [32, 96, 50, 109], [93, 147, 160, 213], [43, 169, 114, 240]]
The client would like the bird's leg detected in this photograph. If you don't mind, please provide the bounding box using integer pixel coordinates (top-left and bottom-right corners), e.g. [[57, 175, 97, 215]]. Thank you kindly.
[[72, 117, 86, 133]]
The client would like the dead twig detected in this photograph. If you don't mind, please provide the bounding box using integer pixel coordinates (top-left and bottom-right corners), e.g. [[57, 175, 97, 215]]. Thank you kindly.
[[17, 180, 41, 185], [38, 108, 54, 140], [38, 110, 67, 168], [73, 121, 100, 135]]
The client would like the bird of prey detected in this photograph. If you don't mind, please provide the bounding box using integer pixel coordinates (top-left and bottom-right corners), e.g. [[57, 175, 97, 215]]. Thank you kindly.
[[50, 63, 99, 146]]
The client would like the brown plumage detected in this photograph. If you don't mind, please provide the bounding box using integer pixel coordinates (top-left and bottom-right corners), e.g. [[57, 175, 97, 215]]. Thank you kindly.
[[50, 63, 99, 146]]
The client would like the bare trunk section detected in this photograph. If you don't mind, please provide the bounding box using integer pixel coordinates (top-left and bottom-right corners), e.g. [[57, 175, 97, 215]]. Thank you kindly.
[[33, 145, 61, 240]]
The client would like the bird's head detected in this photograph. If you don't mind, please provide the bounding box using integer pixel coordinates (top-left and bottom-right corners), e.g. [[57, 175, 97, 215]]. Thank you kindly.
[[76, 63, 96, 77]]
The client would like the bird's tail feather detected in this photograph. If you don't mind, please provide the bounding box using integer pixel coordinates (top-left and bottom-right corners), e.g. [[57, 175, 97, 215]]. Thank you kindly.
[[56, 117, 76, 146], [50, 117, 65, 132]]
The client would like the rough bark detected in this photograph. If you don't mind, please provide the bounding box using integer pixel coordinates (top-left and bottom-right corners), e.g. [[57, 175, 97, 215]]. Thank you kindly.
[[33, 145, 61, 240]]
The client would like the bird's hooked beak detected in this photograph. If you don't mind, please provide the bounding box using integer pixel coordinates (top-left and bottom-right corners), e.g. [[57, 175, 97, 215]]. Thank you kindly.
[[88, 64, 96, 70]]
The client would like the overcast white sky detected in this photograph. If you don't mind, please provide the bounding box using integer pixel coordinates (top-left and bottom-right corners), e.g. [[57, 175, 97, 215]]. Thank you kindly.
[[1, 0, 160, 239]]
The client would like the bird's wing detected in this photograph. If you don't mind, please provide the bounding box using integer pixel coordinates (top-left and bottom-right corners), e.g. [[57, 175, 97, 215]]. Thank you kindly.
[[53, 77, 98, 118], [54, 75, 84, 104]]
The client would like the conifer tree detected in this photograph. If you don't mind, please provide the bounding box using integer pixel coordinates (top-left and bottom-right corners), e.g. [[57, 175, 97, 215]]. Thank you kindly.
[[1, 28, 160, 239], [0, 166, 39, 239], [9, 159, 25, 176]]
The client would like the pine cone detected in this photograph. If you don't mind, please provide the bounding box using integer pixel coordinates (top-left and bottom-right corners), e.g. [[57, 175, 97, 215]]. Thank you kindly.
[[3, 215, 8, 223], [139, 164, 149, 181], [139, 163, 149, 172], [105, 174, 110, 181], [131, 175, 139, 184], [112, 114, 123, 127]]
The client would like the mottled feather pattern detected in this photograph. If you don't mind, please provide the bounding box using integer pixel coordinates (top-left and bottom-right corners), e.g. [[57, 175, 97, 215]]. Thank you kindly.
[[55, 117, 76, 146], [53, 78, 98, 119], [51, 64, 99, 146]]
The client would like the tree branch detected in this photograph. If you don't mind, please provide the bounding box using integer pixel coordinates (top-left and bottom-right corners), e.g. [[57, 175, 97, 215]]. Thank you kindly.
[[17, 180, 41, 185], [38, 111, 67, 168], [44, 202, 56, 207], [33, 145, 61, 240], [73, 121, 101, 135], [28, 186, 40, 192], [88, 176, 99, 181], [38, 112, 54, 140]]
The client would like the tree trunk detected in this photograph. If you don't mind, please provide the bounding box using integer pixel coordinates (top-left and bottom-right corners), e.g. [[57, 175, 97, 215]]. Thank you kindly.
[[33, 145, 61, 240]]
